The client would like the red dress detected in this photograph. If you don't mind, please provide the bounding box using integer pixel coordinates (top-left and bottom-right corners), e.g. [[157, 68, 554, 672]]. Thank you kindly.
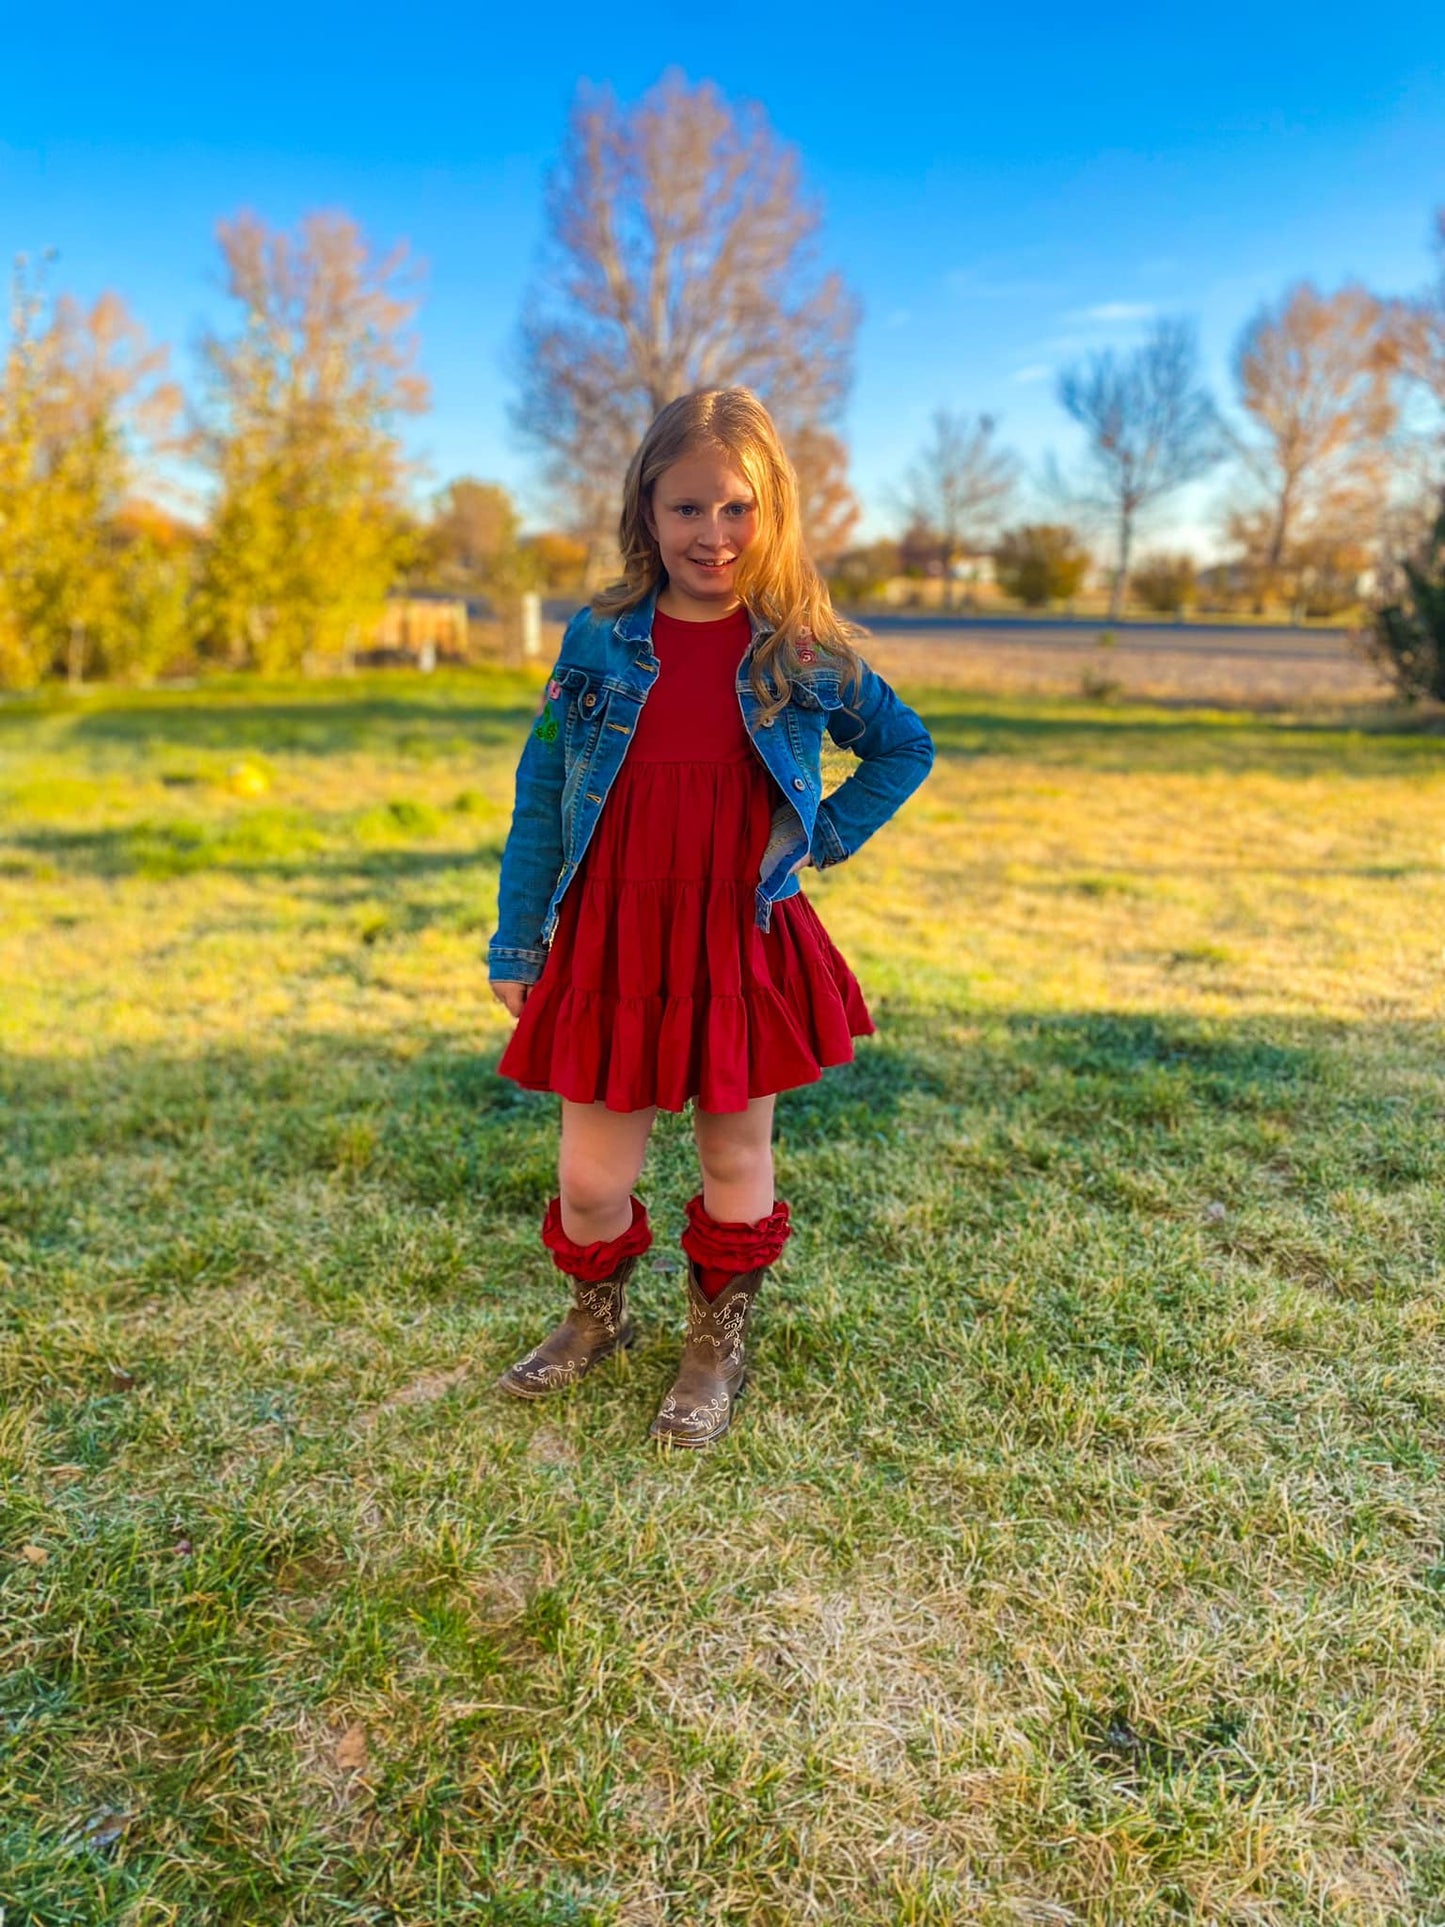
[[497, 603, 874, 1113]]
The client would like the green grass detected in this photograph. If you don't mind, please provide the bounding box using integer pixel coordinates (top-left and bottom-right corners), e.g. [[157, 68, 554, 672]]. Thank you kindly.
[[2, 668, 1444, 1924]]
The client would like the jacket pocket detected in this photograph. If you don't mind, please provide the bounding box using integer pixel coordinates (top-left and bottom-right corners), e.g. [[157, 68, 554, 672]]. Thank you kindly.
[[759, 800, 809, 889], [559, 667, 606, 755]]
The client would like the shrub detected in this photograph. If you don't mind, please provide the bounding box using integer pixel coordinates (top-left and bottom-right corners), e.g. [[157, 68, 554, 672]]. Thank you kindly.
[[1131, 552, 1198, 616], [1367, 499, 1445, 702], [994, 525, 1090, 607]]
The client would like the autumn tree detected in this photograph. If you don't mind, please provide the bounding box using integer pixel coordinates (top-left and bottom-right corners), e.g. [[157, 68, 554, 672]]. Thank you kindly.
[[790, 423, 860, 565], [421, 478, 521, 590], [522, 530, 588, 591], [1227, 282, 1395, 611], [827, 539, 902, 605], [0, 256, 182, 686], [513, 70, 858, 555], [994, 524, 1090, 607], [895, 410, 1019, 606], [194, 211, 428, 673], [1057, 317, 1221, 618]]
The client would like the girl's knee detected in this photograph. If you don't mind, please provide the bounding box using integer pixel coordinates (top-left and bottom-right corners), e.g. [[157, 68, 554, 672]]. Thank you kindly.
[[557, 1151, 633, 1218], [695, 1130, 773, 1191], [558, 1156, 628, 1217]]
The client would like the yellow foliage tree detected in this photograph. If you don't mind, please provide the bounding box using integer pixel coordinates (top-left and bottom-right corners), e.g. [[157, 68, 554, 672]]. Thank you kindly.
[[194, 212, 429, 673], [0, 257, 182, 686]]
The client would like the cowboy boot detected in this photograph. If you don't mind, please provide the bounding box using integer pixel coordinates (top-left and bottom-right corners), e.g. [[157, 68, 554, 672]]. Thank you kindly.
[[648, 1258, 767, 1447], [498, 1194, 650, 1400], [497, 1254, 641, 1398]]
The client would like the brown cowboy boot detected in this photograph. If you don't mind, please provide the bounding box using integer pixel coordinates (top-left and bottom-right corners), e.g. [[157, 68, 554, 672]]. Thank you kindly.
[[497, 1256, 641, 1399], [648, 1259, 767, 1447]]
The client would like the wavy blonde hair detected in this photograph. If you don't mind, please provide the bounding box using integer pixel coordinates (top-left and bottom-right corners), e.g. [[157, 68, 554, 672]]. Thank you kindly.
[[592, 387, 865, 723]]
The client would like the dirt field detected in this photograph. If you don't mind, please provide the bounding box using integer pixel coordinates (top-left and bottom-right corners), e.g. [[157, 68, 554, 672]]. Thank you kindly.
[[848, 616, 1393, 708]]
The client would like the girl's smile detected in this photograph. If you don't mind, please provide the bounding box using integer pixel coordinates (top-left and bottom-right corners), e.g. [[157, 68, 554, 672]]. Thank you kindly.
[[647, 447, 759, 619]]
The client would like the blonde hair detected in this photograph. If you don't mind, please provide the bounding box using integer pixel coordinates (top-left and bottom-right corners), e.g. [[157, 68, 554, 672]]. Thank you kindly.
[[592, 387, 865, 722]]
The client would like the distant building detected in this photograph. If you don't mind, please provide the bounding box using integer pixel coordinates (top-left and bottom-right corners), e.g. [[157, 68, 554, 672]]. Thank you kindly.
[[369, 591, 491, 662]]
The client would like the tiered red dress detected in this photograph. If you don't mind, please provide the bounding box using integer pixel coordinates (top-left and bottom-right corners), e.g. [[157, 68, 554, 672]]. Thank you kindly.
[[497, 604, 874, 1114]]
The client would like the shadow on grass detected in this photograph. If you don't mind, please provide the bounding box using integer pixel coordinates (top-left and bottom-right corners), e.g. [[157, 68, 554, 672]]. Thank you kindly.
[[3, 1007, 1435, 1265], [11, 818, 504, 882], [0, 686, 540, 760], [5, 675, 1439, 785]]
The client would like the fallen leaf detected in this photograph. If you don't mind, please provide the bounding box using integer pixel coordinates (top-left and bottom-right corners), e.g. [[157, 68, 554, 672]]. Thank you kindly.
[[109, 1366, 137, 1392], [334, 1723, 369, 1772], [82, 1809, 132, 1848], [19, 1544, 49, 1567]]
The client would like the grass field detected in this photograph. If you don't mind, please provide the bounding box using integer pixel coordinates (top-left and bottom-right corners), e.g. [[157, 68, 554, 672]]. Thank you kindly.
[[2, 666, 1444, 1925]]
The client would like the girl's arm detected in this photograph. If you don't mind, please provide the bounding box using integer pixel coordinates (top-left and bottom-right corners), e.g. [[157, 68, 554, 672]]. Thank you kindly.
[[810, 662, 935, 869], [487, 670, 568, 985]]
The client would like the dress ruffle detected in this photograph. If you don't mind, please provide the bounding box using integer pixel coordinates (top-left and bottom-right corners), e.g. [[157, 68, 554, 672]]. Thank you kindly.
[[497, 611, 873, 1114]]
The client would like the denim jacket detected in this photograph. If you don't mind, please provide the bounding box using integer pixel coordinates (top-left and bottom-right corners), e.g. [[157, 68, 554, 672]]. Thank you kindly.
[[487, 584, 935, 985]]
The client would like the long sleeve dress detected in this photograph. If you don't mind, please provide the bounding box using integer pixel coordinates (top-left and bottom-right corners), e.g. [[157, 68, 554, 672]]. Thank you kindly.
[[497, 602, 873, 1114]]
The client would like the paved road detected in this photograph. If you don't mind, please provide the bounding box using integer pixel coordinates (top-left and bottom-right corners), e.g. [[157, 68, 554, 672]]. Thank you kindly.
[[855, 614, 1359, 663], [542, 599, 1359, 663]]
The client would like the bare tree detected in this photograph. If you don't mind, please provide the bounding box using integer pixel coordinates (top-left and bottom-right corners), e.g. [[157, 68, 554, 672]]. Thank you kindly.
[[513, 70, 859, 547], [1227, 281, 1395, 609], [895, 409, 1018, 605], [1057, 317, 1221, 617]]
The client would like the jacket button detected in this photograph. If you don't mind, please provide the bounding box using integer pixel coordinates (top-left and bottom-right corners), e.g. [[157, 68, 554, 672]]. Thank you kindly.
[[762, 717, 775, 727], [583, 694, 597, 708], [791, 777, 805, 791]]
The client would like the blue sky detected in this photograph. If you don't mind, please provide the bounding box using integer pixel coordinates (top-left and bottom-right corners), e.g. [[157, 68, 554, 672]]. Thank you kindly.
[[4, 1, 1442, 556]]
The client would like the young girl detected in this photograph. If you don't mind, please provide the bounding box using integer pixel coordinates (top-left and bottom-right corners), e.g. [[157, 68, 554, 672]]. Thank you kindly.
[[488, 387, 934, 1447]]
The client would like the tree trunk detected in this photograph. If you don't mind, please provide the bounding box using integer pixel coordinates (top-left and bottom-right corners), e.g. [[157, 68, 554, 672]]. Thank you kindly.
[[1110, 508, 1132, 621]]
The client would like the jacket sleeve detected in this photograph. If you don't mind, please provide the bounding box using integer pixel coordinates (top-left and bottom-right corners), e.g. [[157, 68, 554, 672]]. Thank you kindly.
[[487, 656, 570, 986], [809, 660, 935, 870]]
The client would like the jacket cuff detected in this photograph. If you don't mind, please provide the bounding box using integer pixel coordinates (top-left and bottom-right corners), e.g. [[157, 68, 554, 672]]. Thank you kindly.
[[810, 806, 849, 870], [488, 942, 547, 987]]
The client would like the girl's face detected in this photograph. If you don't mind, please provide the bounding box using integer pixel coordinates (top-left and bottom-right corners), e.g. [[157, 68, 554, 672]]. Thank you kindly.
[[647, 446, 760, 619]]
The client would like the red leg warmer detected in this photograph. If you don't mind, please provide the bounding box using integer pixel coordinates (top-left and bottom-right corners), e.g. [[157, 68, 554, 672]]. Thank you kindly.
[[681, 1194, 792, 1301], [541, 1194, 652, 1283]]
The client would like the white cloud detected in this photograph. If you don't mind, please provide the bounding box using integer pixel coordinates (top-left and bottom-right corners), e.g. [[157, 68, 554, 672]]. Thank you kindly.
[[1072, 301, 1156, 323], [1011, 363, 1052, 384]]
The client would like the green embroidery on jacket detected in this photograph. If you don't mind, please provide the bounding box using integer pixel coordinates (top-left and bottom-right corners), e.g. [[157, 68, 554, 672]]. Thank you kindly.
[[533, 701, 558, 744]]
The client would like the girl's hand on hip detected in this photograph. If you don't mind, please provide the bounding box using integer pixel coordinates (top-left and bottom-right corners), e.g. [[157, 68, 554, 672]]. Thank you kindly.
[[492, 981, 530, 1020]]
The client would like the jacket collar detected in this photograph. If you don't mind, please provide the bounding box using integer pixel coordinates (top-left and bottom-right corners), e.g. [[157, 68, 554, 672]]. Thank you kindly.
[[612, 581, 770, 654]]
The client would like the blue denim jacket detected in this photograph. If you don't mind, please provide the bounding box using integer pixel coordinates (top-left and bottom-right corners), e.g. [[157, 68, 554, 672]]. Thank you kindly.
[[487, 585, 935, 984]]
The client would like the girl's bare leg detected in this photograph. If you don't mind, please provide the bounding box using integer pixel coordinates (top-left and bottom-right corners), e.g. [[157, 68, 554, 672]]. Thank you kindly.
[[692, 1095, 777, 1224], [559, 1098, 658, 1243]]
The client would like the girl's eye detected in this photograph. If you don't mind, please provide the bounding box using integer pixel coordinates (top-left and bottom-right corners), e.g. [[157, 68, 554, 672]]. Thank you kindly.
[[726, 503, 753, 517]]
